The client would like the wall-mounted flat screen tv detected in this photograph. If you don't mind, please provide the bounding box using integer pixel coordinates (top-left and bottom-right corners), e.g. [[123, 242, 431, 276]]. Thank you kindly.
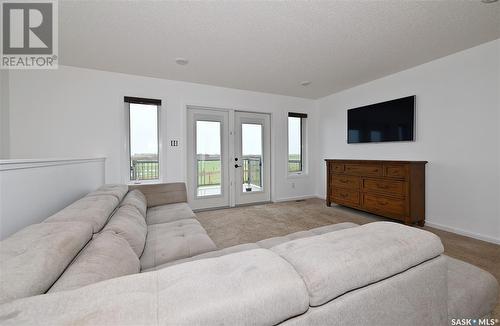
[[347, 95, 415, 144]]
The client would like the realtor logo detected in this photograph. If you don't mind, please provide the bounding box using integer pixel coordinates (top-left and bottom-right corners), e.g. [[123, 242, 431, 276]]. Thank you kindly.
[[1, 0, 58, 69]]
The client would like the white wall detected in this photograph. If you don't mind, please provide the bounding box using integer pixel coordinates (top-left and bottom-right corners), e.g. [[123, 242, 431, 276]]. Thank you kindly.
[[0, 158, 105, 239], [7, 66, 318, 202], [5, 40, 499, 243], [316, 39, 500, 243]]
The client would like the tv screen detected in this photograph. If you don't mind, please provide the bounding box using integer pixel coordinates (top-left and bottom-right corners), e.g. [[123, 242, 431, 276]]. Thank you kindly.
[[347, 95, 415, 144]]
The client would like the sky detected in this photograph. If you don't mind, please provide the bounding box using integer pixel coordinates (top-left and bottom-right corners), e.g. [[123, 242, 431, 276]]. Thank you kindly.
[[130, 104, 158, 156], [288, 117, 301, 156], [130, 104, 301, 156]]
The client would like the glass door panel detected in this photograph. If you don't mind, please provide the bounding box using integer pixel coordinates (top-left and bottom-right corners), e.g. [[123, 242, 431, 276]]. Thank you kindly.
[[241, 123, 263, 193], [196, 121, 222, 197]]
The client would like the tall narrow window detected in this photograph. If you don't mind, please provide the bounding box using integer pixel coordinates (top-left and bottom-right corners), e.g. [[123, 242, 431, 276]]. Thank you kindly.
[[288, 112, 307, 173], [125, 97, 161, 182]]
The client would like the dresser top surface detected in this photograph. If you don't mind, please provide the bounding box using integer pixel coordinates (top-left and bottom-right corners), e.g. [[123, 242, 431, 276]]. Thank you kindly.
[[325, 159, 428, 164]]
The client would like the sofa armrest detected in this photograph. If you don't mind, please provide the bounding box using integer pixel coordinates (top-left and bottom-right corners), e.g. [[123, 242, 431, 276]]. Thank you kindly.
[[129, 182, 187, 207]]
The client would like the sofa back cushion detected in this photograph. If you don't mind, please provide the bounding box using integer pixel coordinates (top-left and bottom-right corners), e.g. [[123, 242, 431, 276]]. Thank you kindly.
[[120, 189, 147, 218], [1, 249, 309, 326], [44, 195, 119, 233], [86, 184, 128, 202], [271, 222, 444, 306], [49, 232, 140, 292], [102, 205, 147, 257], [0, 222, 93, 304], [130, 183, 187, 208]]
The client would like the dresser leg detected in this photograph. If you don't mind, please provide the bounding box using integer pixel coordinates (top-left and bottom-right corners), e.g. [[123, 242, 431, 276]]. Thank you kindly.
[[417, 220, 425, 227]]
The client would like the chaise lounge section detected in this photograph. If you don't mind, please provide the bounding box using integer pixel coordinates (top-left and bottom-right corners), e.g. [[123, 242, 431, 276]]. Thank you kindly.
[[0, 183, 497, 325]]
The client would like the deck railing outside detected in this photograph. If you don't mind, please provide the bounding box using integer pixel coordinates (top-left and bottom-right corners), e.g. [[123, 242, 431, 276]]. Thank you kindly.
[[196, 155, 262, 188], [242, 156, 262, 188], [131, 157, 295, 182], [197, 155, 221, 187], [131, 160, 159, 180]]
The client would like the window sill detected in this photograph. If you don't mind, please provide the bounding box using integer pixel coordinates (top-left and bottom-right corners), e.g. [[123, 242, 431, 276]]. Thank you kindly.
[[127, 179, 162, 185], [287, 172, 308, 179]]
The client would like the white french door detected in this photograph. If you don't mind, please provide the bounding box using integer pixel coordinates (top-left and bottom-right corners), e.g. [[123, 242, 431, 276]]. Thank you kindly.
[[187, 108, 271, 210], [187, 108, 230, 210], [233, 111, 271, 205]]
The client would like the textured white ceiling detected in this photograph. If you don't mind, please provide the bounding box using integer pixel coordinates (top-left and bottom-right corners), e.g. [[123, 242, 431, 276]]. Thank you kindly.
[[59, 0, 500, 99]]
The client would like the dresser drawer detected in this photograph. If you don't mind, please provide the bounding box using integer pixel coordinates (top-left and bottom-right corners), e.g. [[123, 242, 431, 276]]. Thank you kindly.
[[332, 188, 360, 205], [332, 163, 344, 173], [384, 165, 408, 179], [362, 178, 405, 195], [332, 175, 360, 189], [344, 164, 382, 176], [363, 194, 407, 215]]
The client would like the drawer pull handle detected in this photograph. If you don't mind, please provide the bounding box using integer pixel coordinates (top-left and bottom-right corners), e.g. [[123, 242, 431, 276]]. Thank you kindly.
[[340, 193, 348, 198], [377, 184, 389, 189], [377, 201, 388, 206], [340, 179, 348, 183]]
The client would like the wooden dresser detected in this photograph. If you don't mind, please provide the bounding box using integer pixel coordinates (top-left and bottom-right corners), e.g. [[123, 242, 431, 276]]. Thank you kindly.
[[326, 159, 427, 226]]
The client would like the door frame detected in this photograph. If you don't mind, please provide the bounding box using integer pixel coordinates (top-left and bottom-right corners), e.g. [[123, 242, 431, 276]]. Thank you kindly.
[[185, 105, 272, 209]]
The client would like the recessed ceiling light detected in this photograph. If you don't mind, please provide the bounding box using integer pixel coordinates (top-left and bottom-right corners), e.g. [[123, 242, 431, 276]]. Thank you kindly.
[[300, 81, 311, 86], [175, 58, 189, 65], [481, 0, 498, 3]]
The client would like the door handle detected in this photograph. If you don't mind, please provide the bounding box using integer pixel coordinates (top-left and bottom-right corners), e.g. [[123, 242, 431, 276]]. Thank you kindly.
[[234, 164, 241, 168]]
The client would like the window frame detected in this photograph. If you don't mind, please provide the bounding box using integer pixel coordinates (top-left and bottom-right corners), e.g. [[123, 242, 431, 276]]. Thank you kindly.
[[124, 97, 162, 184], [287, 112, 307, 176]]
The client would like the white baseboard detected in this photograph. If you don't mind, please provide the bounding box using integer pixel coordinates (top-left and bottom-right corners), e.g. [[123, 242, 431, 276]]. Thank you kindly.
[[425, 221, 500, 245], [272, 195, 319, 203], [274, 195, 499, 245]]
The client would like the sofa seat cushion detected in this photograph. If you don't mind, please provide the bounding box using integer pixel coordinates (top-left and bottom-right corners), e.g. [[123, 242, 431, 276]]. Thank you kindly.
[[49, 232, 140, 292], [0, 249, 309, 326], [144, 243, 260, 272], [140, 219, 216, 270], [446, 256, 498, 320], [86, 184, 128, 202], [271, 221, 444, 306], [119, 189, 147, 218], [146, 223, 360, 272], [257, 222, 359, 249], [44, 194, 119, 233], [0, 222, 93, 304], [102, 205, 147, 257], [145, 202, 196, 225]]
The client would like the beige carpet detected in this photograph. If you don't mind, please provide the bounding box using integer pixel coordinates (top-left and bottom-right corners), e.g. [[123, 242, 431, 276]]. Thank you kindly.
[[196, 198, 500, 319]]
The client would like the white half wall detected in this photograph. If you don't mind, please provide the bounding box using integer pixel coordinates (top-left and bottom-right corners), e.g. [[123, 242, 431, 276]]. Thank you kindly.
[[0, 158, 105, 239], [6, 66, 318, 203], [316, 39, 500, 243]]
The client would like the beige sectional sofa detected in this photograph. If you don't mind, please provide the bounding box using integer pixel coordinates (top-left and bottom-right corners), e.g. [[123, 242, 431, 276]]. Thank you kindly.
[[0, 183, 497, 325]]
